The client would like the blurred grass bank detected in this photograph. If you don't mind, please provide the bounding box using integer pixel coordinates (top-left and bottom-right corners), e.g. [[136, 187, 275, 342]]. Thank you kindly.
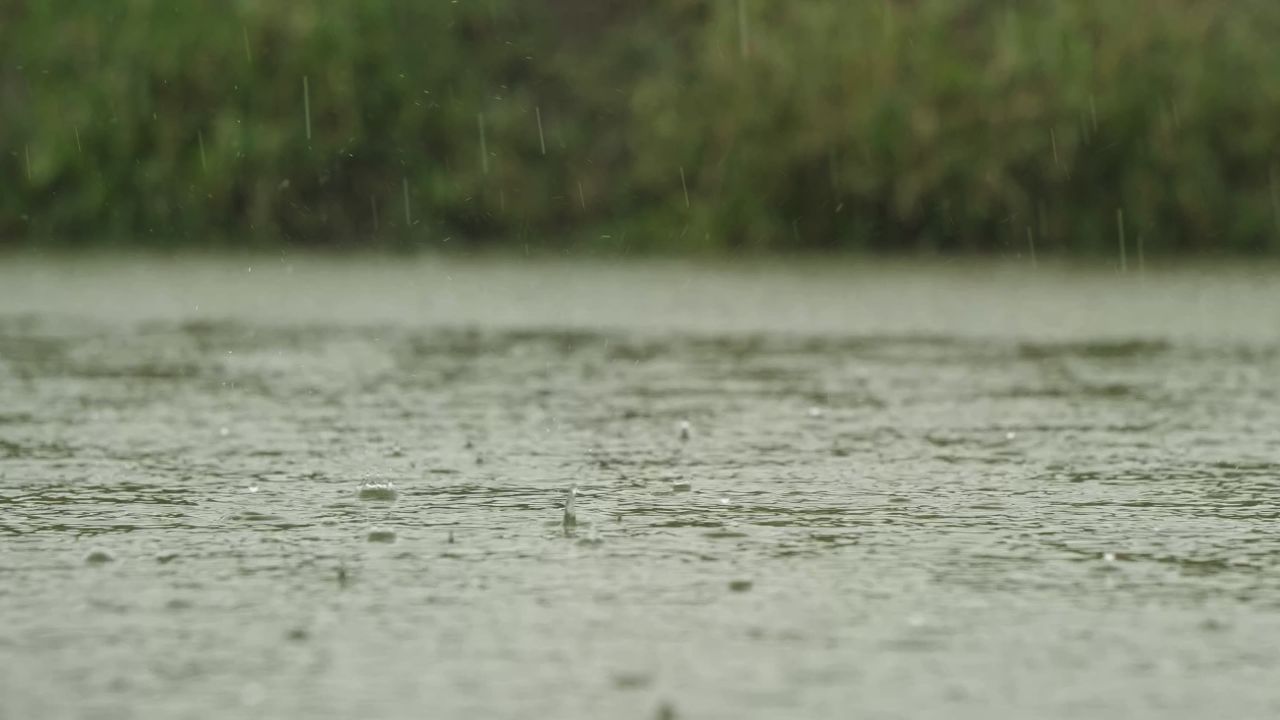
[[4, 0, 1280, 255]]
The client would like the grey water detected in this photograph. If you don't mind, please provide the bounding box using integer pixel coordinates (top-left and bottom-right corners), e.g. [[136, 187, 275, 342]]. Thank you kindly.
[[2, 256, 1280, 719]]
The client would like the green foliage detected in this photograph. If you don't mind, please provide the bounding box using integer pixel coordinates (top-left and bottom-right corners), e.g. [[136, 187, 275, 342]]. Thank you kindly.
[[4, 0, 1280, 254]]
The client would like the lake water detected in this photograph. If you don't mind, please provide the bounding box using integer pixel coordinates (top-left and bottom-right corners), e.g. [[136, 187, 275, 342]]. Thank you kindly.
[[2, 256, 1279, 719]]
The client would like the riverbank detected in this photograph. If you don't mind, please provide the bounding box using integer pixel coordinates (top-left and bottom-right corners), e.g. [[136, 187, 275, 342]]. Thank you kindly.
[[5, 2, 1280, 254]]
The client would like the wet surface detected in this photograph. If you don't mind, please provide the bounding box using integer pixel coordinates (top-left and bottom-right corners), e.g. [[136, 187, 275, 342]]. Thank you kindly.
[[2, 258, 1280, 719]]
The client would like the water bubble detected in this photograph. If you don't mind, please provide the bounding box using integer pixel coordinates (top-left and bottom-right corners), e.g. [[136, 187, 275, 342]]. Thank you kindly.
[[807, 406, 824, 418], [357, 480, 399, 501], [241, 681, 265, 707], [219, 426, 230, 437], [366, 527, 397, 543], [83, 548, 116, 565], [670, 480, 692, 492], [612, 672, 653, 690], [1200, 617, 1229, 632], [247, 483, 259, 493], [1005, 431, 1017, 440], [1102, 551, 1117, 562], [719, 497, 730, 505]]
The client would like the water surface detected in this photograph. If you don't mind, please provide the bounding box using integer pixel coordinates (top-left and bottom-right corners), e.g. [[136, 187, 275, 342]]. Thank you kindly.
[[2, 257, 1279, 719]]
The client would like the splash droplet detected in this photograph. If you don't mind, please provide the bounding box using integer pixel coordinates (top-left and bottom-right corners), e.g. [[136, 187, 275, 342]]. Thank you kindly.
[[563, 484, 578, 527], [358, 480, 399, 501]]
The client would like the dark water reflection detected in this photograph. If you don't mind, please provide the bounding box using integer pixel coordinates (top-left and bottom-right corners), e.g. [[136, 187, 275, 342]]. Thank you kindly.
[[2, 260, 1280, 718]]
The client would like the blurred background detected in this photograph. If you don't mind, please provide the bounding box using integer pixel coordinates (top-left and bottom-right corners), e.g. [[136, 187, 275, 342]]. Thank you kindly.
[[3, 0, 1280, 256]]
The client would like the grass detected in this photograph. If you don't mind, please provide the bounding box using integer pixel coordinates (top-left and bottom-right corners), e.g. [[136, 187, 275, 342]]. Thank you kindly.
[[4, 0, 1280, 255]]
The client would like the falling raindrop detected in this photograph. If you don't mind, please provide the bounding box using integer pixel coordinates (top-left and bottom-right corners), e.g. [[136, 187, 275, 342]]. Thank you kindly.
[[302, 76, 312, 142], [478, 113, 489, 175], [535, 106, 546, 156], [1116, 208, 1127, 273], [403, 177, 412, 226], [736, 0, 749, 59]]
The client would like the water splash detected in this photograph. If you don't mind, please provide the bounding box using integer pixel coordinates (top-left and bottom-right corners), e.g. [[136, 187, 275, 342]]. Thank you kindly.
[[563, 484, 578, 528], [358, 480, 399, 502], [83, 548, 116, 565]]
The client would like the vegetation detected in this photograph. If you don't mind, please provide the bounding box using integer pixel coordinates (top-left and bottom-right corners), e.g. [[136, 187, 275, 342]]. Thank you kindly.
[[4, 0, 1280, 254]]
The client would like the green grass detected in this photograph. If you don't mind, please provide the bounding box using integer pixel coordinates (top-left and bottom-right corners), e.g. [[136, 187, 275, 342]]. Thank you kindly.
[[4, 0, 1280, 255]]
